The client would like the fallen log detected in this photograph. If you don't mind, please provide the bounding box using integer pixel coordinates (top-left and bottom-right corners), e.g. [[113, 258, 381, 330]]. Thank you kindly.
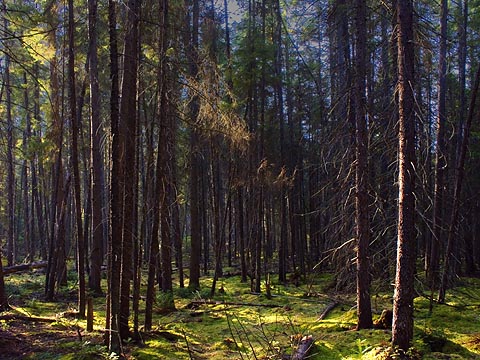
[[185, 300, 282, 309], [0, 314, 57, 323], [291, 335, 314, 360], [3, 261, 47, 275], [317, 301, 339, 321]]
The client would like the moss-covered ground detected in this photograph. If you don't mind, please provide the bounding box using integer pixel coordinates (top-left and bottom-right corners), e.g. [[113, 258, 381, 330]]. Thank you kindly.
[[0, 270, 479, 359]]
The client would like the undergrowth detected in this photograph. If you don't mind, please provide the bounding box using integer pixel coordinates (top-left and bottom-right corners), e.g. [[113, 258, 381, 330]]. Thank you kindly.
[[0, 270, 479, 359]]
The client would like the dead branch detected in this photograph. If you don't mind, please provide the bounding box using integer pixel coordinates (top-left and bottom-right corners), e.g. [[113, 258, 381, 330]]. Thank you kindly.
[[0, 313, 57, 323], [185, 300, 282, 309], [3, 261, 47, 275], [317, 301, 339, 321]]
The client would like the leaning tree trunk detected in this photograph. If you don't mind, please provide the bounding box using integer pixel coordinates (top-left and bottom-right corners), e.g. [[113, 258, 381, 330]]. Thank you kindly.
[[392, 0, 416, 352], [438, 62, 480, 303]]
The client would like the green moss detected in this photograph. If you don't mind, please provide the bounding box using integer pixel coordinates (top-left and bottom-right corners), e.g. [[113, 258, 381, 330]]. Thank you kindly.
[[4, 271, 480, 359]]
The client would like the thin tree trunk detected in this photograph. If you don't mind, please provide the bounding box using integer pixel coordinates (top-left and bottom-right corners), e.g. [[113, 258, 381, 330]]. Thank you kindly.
[[188, 0, 201, 290], [68, 0, 86, 318], [45, 2, 65, 300], [88, 0, 105, 296], [0, 250, 7, 311], [158, 0, 174, 308], [22, 72, 32, 261], [428, 0, 448, 298], [354, 0, 373, 330], [237, 188, 247, 282], [119, 0, 141, 341], [32, 63, 47, 260], [438, 63, 480, 303], [106, 0, 121, 352], [392, 0, 416, 352], [274, 0, 287, 283], [4, 12, 15, 266]]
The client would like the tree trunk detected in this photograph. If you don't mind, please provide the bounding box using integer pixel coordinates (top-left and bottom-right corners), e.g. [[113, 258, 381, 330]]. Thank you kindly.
[[106, 0, 121, 353], [438, 63, 480, 303], [392, 0, 416, 352], [31, 63, 47, 261], [4, 13, 15, 266], [428, 0, 448, 296], [22, 72, 32, 261], [354, 0, 373, 330], [273, 0, 287, 283], [88, 0, 105, 296], [45, 2, 66, 300], [158, 0, 174, 309], [188, 0, 201, 290], [0, 251, 7, 311], [68, 0, 86, 318], [119, 0, 141, 342]]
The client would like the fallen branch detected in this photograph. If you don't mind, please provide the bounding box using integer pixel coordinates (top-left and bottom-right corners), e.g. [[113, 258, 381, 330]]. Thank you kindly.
[[185, 300, 282, 309], [317, 301, 339, 321], [3, 261, 47, 275], [0, 313, 57, 323]]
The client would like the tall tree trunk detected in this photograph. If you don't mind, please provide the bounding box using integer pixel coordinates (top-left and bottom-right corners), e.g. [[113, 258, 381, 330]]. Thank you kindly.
[[188, 0, 201, 290], [68, 0, 86, 318], [22, 72, 32, 261], [4, 12, 15, 266], [428, 0, 448, 296], [354, 0, 373, 330], [158, 0, 174, 309], [392, 0, 416, 352], [106, 0, 121, 353], [88, 0, 105, 296], [119, 0, 141, 341], [273, 0, 287, 283], [438, 63, 480, 303], [45, 1, 66, 300], [31, 63, 47, 260]]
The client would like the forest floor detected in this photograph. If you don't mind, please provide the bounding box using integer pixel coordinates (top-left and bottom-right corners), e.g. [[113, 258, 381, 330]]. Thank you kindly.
[[0, 269, 480, 359]]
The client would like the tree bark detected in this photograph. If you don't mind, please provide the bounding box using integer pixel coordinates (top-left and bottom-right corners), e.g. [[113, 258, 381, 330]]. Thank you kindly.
[[354, 0, 373, 330], [392, 0, 416, 352], [0, 251, 7, 311], [88, 0, 105, 296], [45, 2, 66, 300], [22, 72, 32, 261], [68, 0, 86, 318], [119, 0, 141, 341], [428, 0, 448, 295], [438, 63, 480, 303], [106, 0, 121, 353], [4, 10, 15, 266], [188, 0, 201, 290]]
